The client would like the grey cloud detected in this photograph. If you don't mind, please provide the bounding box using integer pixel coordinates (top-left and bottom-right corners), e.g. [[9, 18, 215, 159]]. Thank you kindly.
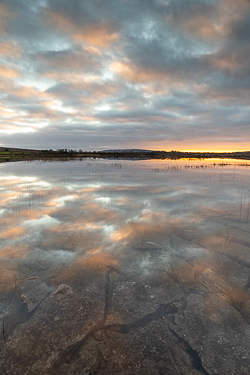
[[94, 107, 179, 121], [2, 114, 250, 151], [0, 0, 250, 150], [0, 0, 51, 41], [35, 48, 102, 74]]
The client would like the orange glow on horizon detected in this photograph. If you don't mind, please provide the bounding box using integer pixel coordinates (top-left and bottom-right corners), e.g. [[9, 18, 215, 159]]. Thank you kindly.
[[151, 148, 250, 153], [149, 143, 250, 153], [141, 137, 250, 153]]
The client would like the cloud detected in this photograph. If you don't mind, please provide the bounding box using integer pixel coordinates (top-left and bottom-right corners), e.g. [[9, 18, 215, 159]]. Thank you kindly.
[[35, 47, 102, 75], [0, 0, 249, 150], [0, 2, 15, 34], [165, 1, 226, 39], [0, 41, 20, 57], [0, 64, 19, 78], [45, 2, 120, 47]]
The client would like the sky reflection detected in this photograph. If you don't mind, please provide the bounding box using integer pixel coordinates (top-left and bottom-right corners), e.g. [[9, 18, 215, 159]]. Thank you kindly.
[[0, 158, 250, 286], [1, 159, 250, 373]]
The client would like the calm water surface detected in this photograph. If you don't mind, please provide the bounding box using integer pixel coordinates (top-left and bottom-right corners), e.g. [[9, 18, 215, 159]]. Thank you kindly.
[[1, 158, 250, 374]]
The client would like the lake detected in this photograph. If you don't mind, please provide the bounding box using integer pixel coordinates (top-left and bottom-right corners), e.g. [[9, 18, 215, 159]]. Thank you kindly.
[[1, 158, 250, 374]]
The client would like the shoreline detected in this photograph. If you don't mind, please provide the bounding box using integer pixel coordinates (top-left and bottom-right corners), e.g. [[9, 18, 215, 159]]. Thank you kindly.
[[1, 147, 250, 162]]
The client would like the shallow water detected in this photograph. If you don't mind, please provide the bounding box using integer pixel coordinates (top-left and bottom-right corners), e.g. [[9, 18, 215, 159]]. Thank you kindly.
[[1, 158, 250, 374]]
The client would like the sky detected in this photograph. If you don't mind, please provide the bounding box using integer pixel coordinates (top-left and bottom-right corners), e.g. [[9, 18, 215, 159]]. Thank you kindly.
[[0, 0, 250, 152]]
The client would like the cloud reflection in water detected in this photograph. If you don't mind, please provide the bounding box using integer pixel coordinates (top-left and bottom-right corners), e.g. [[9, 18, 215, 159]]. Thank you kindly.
[[0, 158, 249, 284], [1, 158, 250, 373]]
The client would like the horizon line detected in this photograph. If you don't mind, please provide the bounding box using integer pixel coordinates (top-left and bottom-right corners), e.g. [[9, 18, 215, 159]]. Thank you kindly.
[[1, 146, 250, 154]]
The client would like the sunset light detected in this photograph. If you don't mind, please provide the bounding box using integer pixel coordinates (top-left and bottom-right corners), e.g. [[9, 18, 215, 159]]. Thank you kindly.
[[1, 1, 250, 370], [0, 0, 249, 151]]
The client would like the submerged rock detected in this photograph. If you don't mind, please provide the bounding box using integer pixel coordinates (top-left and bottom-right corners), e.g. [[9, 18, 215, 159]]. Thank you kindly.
[[54, 284, 73, 296], [20, 278, 51, 312]]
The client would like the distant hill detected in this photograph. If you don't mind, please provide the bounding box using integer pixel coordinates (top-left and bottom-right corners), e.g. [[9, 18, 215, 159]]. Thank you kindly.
[[0, 146, 41, 153], [1, 147, 250, 162], [101, 149, 154, 153]]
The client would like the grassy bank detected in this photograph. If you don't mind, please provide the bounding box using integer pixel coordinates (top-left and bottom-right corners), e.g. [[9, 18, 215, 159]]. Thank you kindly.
[[1, 147, 250, 162]]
